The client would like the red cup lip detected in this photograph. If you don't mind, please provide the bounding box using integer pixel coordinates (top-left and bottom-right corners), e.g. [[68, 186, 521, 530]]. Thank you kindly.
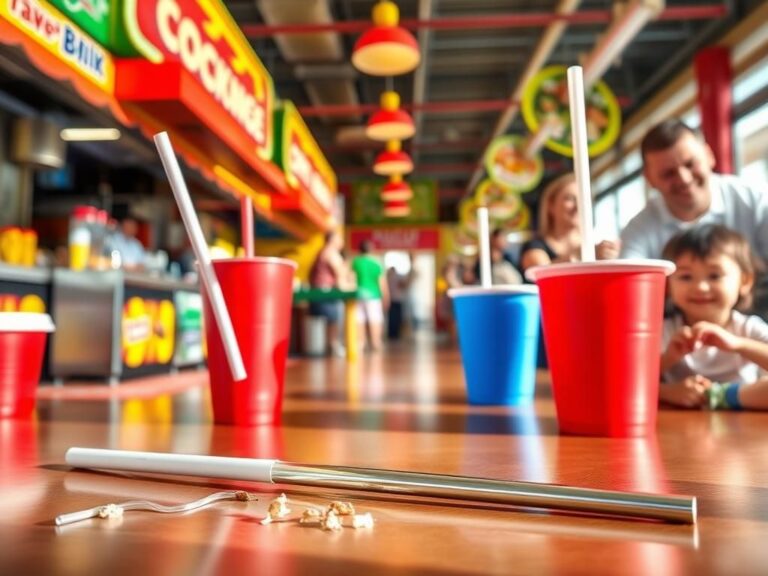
[[210, 256, 298, 270], [0, 312, 55, 333], [448, 285, 539, 298], [525, 259, 675, 282]]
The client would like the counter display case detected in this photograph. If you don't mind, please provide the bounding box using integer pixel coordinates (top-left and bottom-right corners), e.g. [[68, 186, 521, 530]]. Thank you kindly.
[[50, 269, 204, 384]]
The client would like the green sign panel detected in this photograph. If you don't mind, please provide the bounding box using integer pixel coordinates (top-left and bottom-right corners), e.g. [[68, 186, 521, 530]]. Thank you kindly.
[[351, 179, 438, 225], [48, 0, 112, 46]]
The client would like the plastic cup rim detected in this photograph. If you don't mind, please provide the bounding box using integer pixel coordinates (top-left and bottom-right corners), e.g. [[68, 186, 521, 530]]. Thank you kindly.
[[525, 259, 675, 282], [210, 256, 298, 270], [0, 312, 55, 333], [448, 284, 539, 298]]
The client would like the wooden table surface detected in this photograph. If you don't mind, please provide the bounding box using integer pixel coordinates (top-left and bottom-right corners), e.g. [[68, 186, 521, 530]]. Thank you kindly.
[[2, 337, 768, 575]]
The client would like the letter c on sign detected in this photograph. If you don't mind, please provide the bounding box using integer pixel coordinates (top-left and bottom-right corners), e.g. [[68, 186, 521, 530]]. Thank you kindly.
[[157, 0, 181, 55]]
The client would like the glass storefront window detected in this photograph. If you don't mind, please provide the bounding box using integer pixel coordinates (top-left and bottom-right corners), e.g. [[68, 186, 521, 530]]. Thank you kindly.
[[594, 193, 619, 240], [617, 177, 647, 230], [735, 100, 768, 182]]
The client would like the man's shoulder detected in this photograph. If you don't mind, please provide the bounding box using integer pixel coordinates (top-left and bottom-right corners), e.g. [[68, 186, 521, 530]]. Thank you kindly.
[[621, 198, 663, 234], [713, 173, 766, 201]]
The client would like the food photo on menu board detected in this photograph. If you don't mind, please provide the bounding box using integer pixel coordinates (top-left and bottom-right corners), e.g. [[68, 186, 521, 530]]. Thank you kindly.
[[475, 179, 523, 221], [521, 65, 621, 157], [454, 192, 531, 251], [483, 135, 544, 193]]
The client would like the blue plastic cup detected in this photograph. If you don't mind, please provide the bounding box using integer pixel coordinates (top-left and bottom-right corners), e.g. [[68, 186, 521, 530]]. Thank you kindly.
[[449, 286, 540, 405]]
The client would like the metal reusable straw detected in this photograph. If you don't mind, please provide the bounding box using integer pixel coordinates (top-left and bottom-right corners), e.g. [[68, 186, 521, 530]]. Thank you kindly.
[[66, 448, 696, 524]]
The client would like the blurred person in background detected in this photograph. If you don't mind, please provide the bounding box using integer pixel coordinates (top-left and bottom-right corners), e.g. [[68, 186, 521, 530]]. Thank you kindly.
[[386, 265, 408, 341], [308, 230, 350, 357], [474, 228, 522, 285], [352, 239, 389, 352], [111, 217, 146, 271], [659, 224, 768, 410], [519, 173, 582, 276], [597, 119, 768, 265], [437, 254, 462, 345]]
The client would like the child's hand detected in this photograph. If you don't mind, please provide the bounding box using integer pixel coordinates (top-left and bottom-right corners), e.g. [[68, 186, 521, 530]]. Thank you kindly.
[[691, 321, 743, 352], [662, 326, 696, 367], [659, 375, 711, 408]]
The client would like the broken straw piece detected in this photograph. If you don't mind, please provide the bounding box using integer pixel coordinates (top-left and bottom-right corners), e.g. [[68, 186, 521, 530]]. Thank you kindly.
[[55, 490, 256, 527]]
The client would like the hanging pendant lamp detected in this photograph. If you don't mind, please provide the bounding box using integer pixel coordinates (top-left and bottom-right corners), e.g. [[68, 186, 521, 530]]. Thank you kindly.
[[373, 140, 414, 175], [383, 199, 411, 217], [380, 174, 413, 202], [352, 1, 421, 77], [366, 91, 415, 142]]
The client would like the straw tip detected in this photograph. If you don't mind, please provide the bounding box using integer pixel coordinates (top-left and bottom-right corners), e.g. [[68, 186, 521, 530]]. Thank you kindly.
[[233, 369, 248, 382]]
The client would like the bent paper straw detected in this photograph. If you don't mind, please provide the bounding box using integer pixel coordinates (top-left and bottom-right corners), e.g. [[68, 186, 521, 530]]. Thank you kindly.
[[477, 207, 492, 288], [66, 447, 696, 524], [154, 132, 246, 381], [240, 196, 254, 258], [566, 66, 596, 263]]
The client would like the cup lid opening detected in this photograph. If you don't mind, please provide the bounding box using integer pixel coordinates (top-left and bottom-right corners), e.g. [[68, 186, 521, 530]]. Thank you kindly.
[[0, 313, 55, 333], [209, 256, 299, 269], [448, 285, 539, 298], [525, 259, 676, 282]]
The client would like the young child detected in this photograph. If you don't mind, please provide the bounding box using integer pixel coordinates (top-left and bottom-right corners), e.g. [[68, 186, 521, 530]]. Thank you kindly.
[[660, 224, 768, 410]]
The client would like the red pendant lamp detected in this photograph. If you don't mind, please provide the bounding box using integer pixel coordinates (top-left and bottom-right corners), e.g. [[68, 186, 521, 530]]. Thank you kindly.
[[373, 140, 414, 175], [366, 91, 415, 141], [383, 199, 410, 218], [381, 174, 413, 202], [352, 1, 421, 77]]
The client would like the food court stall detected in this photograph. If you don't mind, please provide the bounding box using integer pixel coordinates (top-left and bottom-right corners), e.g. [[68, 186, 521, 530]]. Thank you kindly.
[[49, 269, 202, 383]]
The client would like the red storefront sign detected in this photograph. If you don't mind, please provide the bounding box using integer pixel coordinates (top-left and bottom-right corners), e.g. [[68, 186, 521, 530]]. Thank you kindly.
[[0, 0, 123, 119], [115, 0, 284, 193], [349, 228, 440, 251]]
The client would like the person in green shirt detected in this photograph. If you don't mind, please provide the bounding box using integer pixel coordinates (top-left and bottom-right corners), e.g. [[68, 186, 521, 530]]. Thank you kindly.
[[351, 240, 389, 352]]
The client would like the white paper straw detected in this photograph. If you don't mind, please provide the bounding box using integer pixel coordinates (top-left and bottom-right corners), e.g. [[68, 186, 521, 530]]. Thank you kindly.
[[566, 66, 596, 263], [240, 196, 254, 258], [477, 207, 492, 287], [153, 132, 246, 381]]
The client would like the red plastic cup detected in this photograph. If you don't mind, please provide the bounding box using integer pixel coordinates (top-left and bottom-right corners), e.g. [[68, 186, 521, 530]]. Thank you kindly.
[[0, 313, 55, 418], [526, 260, 675, 437], [202, 257, 297, 426]]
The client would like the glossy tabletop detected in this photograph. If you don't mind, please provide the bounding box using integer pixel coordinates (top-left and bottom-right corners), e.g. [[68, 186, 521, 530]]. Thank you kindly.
[[2, 336, 768, 575]]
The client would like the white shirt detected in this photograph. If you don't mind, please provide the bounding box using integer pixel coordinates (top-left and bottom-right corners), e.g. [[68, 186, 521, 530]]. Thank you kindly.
[[110, 233, 146, 268], [492, 259, 522, 285], [620, 174, 768, 263], [661, 311, 768, 384]]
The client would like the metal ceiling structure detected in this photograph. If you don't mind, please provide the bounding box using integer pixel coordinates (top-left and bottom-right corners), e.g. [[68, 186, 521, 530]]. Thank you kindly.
[[227, 0, 762, 220], [0, 0, 762, 226]]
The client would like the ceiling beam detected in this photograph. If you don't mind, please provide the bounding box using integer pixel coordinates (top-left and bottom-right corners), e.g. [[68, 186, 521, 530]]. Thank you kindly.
[[298, 99, 513, 117], [241, 6, 727, 37]]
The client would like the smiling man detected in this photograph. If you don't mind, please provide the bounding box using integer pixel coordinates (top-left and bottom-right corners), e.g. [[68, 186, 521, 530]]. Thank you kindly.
[[597, 119, 768, 265]]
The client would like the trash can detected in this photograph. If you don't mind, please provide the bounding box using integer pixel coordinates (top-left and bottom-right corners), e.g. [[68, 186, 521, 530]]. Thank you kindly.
[[304, 316, 326, 356]]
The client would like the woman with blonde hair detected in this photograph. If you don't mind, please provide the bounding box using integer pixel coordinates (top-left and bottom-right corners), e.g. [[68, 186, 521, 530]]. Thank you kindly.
[[519, 173, 581, 276]]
